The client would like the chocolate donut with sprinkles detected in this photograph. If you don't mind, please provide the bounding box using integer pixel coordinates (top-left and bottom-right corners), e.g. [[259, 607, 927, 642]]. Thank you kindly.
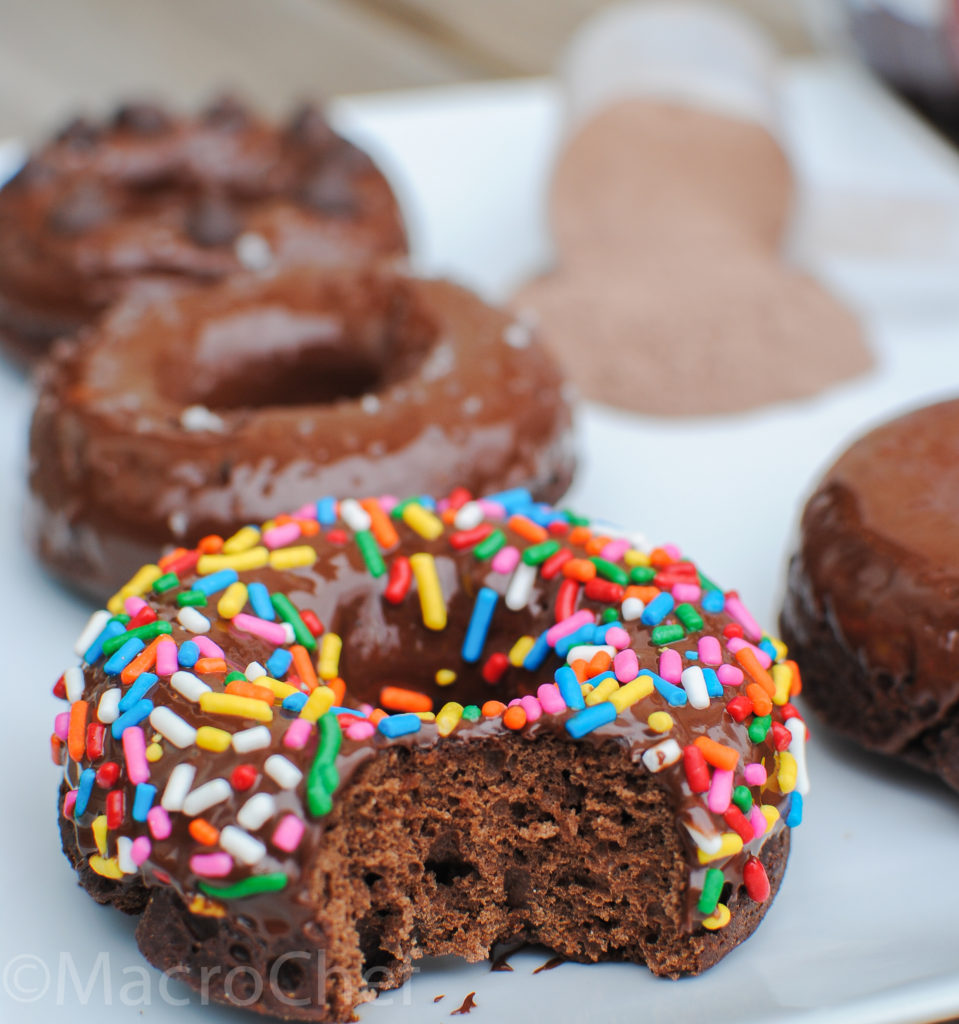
[[52, 487, 808, 1021]]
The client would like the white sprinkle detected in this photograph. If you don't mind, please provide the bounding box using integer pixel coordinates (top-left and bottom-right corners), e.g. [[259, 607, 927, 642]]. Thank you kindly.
[[182, 778, 232, 816], [566, 644, 615, 665], [642, 738, 683, 773], [237, 792, 276, 831], [75, 610, 111, 657], [161, 763, 196, 811], [681, 667, 710, 710], [232, 725, 272, 754], [787, 717, 811, 795], [245, 661, 267, 681], [180, 404, 226, 433], [168, 510, 189, 537], [116, 836, 136, 875], [281, 623, 296, 645], [419, 342, 455, 381], [503, 321, 532, 348], [453, 501, 484, 530], [171, 671, 211, 702], [235, 231, 272, 270], [621, 597, 645, 621], [64, 666, 85, 703], [177, 607, 211, 634], [360, 394, 381, 414], [264, 754, 302, 790], [219, 825, 267, 866], [97, 688, 121, 724], [339, 498, 371, 532], [505, 561, 537, 612], [149, 707, 197, 749], [684, 822, 723, 855]]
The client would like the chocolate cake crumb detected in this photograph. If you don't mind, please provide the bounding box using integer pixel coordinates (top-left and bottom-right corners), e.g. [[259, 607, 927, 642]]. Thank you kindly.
[[532, 955, 566, 974], [451, 992, 478, 1015]]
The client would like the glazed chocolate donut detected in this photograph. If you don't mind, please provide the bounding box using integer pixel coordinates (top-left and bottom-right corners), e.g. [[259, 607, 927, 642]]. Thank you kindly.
[[781, 398, 959, 792], [0, 96, 406, 364], [28, 265, 575, 601], [52, 488, 808, 1020]]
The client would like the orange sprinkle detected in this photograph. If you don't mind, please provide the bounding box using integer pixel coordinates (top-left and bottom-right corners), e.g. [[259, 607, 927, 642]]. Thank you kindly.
[[361, 498, 400, 549], [121, 635, 162, 685], [441, 508, 457, 525], [274, 514, 293, 525], [649, 547, 675, 568], [298, 518, 320, 536], [502, 706, 527, 730], [50, 733, 63, 765], [785, 659, 802, 696], [189, 819, 220, 845], [291, 645, 318, 692], [587, 651, 612, 677], [585, 535, 612, 556], [734, 648, 776, 698], [482, 700, 507, 718], [508, 514, 548, 544], [368, 708, 387, 725], [225, 680, 276, 704], [380, 686, 433, 713], [626, 584, 661, 605], [158, 547, 189, 572], [194, 657, 227, 676], [746, 683, 773, 717], [329, 677, 346, 704], [694, 736, 739, 772], [570, 659, 589, 682], [568, 526, 592, 548], [563, 558, 597, 583], [197, 535, 223, 555], [68, 700, 88, 762]]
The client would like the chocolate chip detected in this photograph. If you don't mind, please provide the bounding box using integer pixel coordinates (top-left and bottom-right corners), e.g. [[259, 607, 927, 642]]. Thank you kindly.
[[47, 185, 113, 236], [287, 102, 334, 150], [202, 94, 250, 131], [113, 101, 172, 135], [185, 195, 241, 247], [300, 166, 357, 216], [55, 117, 101, 149]]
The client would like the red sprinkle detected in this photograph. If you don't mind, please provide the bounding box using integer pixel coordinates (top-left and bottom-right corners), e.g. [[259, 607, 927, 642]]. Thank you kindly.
[[127, 606, 157, 630], [384, 556, 412, 604], [548, 519, 570, 537], [446, 486, 472, 510], [723, 806, 754, 843], [231, 764, 258, 791], [106, 789, 125, 829], [96, 762, 120, 788], [725, 696, 752, 723], [449, 525, 493, 550], [162, 549, 200, 576], [554, 578, 579, 623], [770, 721, 792, 751], [723, 623, 744, 639], [52, 675, 66, 700], [781, 702, 802, 721], [683, 745, 710, 793], [540, 547, 573, 580], [482, 652, 509, 684], [327, 529, 348, 545], [85, 722, 106, 760], [743, 856, 771, 902], [300, 610, 324, 638], [584, 578, 624, 604]]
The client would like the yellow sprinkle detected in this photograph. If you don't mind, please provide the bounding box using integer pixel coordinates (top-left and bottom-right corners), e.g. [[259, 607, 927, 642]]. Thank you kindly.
[[609, 675, 655, 713], [623, 548, 650, 567], [299, 686, 335, 723], [585, 677, 619, 706], [89, 855, 123, 880], [409, 553, 447, 631], [771, 664, 792, 706], [222, 525, 261, 554], [697, 832, 743, 864], [197, 547, 269, 575], [269, 546, 318, 571], [647, 711, 674, 733], [435, 669, 457, 687], [92, 815, 108, 856], [318, 633, 342, 680], [415, 712, 436, 722], [146, 743, 164, 762], [508, 636, 536, 667], [259, 676, 300, 701], [702, 903, 731, 930], [769, 636, 788, 661], [760, 804, 780, 832], [195, 726, 233, 752], [777, 751, 798, 793], [188, 894, 226, 918], [107, 564, 162, 613], [217, 582, 249, 620], [436, 702, 463, 737], [402, 502, 444, 541], [198, 692, 273, 723]]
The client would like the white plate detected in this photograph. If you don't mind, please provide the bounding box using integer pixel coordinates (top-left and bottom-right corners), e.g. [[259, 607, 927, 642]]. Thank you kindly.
[[2, 62, 959, 1024]]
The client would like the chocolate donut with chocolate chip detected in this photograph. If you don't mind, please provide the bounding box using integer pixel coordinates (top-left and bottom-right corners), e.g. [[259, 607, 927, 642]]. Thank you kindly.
[[0, 96, 407, 364]]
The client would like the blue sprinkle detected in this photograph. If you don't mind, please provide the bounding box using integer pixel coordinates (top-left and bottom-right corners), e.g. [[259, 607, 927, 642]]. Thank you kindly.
[[331, 706, 364, 717], [83, 619, 126, 665], [132, 783, 157, 822], [586, 670, 616, 688], [316, 496, 338, 525], [118, 672, 158, 713], [110, 699, 154, 740], [178, 641, 200, 668], [267, 648, 294, 679], [282, 692, 308, 713], [522, 630, 551, 671], [702, 667, 723, 698], [74, 768, 96, 817], [556, 624, 596, 658], [416, 495, 437, 511], [555, 665, 585, 710], [378, 713, 422, 738], [641, 592, 675, 627], [702, 589, 725, 613], [522, 502, 557, 527], [566, 702, 617, 738], [481, 487, 533, 514], [684, 650, 699, 660], [759, 638, 778, 661], [786, 792, 803, 828], [194, 568, 239, 597], [641, 669, 687, 707], [103, 637, 145, 676], [248, 582, 275, 621], [461, 587, 499, 663]]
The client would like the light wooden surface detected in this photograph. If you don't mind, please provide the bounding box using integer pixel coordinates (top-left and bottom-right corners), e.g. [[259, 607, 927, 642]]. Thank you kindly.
[[0, 0, 811, 139]]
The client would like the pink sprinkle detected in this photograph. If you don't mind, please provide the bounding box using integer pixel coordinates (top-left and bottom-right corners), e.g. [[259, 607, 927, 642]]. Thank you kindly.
[[283, 719, 314, 750], [63, 790, 77, 818], [600, 538, 629, 562], [546, 609, 594, 647], [262, 522, 301, 549], [717, 664, 745, 687], [605, 626, 630, 651], [436, 498, 450, 514], [54, 712, 69, 742], [743, 762, 767, 787], [726, 636, 772, 668], [346, 720, 376, 741], [272, 814, 305, 853], [520, 695, 542, 722], [122, 726, 150, 785], [124, 596, 148, 616], [537, 683, 566, 714], [707, 768, 733, 814], [725, 595, 762, 642], [194, 636, 225, 659], [492, 545, 520, 574], [749, 805, 768, 839], [479, 499, 506, 520], [672, 583, 701, 603], [613, 649, 639, 683], [190, 853, 233, 878], [130, 836, 152, 866], [155, 638, 178, 676], [663, 543, 682, 561], [379, 495, 399, 513], [698, 636, 722, 667], [147, 806, 171, 840], [659, 649, 682, 684], [292, 503, 317, 520], [233, 613, 289, 646]]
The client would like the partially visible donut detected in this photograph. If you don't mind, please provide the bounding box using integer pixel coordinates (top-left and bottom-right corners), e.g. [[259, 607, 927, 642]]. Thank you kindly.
[[0, 96, 407, 364], [52, 487, 807, 1020], [28, 265, 575, 600]]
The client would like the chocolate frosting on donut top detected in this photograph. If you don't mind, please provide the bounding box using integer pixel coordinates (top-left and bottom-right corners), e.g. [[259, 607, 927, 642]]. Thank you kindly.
[[53, 487, 808, 940]]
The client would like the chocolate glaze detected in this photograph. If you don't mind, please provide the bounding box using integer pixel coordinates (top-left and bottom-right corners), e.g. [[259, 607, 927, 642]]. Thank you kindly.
[[0, 97, 407, 364], [781, 398, 959, 786], [28, 266, 575, 600]]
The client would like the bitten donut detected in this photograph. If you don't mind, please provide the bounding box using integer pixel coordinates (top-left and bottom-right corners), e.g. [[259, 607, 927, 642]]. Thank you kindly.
[[52, 487, 808, 1021], [28, 265, 575, 601], [0, 96, 406, 364], [781, 398, 959, 792]]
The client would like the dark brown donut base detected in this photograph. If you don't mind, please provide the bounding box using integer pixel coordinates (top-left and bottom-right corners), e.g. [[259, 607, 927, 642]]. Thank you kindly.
[[61, 733, 788, 1021]]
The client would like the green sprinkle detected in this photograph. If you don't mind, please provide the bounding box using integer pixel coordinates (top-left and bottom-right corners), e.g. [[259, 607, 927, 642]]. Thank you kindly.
[[462, 704, 481, 722], [177, 590, 208, 608], [651, 624, 685, 646], [591, 557, 629, 586], [473, 529, 506, 560], [110, 614, 131, 626], [748, 715, 771, 744], [522, 540, 560, 566], [389, 496, 420, 520], [102, 620, 172, 655], [225, 671, 247, 684], [732, 785, 753, 813], [600, 607, 619, 624], [675, 603, 705, 632], [629, 565, 656, 585], [563, 510, 590, 527], [698, 569, 721, 592], [198, 873, 288, 900], [355, 530, 386, 578], [271, 594, 316, 650], [697, 868, 724, 915], [152, 572, 179, 593], [307, 714, 342, 817]]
